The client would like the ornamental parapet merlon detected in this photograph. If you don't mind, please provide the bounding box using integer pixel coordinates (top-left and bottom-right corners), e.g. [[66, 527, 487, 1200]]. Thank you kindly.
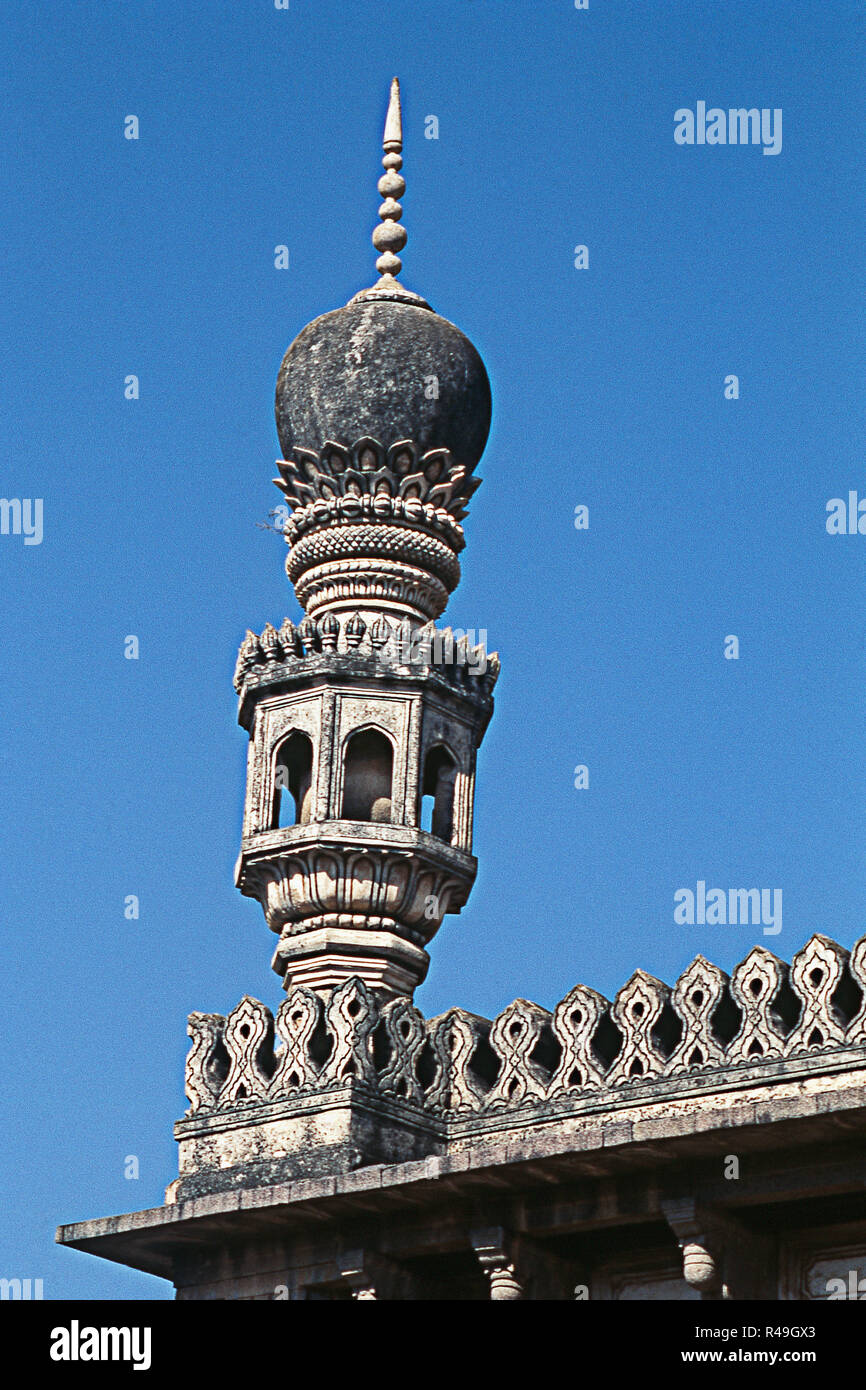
[[233, 615, 498, 742], [183, 931, 866, 1122], [234, 617, 499, 718]]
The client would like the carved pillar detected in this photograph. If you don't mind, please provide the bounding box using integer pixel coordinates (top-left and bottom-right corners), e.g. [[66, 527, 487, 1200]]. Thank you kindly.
[[404, 695, 423, 827], [471, 1228, 524, 1300], [317, 689, 336, 822], [337, 1252, 378, 1300], [470, 1226, 573, 1301]]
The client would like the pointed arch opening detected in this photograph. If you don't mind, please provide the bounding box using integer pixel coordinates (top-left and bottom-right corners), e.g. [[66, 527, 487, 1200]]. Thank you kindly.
[[273, 731, 314, 828], [341, 728, 394, 823], [421, 744, 457, 843]]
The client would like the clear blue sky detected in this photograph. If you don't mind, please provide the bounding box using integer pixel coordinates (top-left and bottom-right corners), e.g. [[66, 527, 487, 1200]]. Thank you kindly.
[[1, 0, 862, 1298]]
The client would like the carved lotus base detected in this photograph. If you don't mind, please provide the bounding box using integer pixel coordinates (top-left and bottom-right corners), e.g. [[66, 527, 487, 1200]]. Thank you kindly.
[[235, 824, 477, 997]]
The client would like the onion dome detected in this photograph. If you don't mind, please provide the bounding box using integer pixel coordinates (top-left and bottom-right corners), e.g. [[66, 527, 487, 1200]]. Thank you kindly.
[[273, 80, 491, 626], [275, 79, 491, 474]]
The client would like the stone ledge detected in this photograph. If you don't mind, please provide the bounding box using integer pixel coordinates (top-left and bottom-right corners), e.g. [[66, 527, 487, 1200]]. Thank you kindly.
[[57, 1064, 866, 1281], [237, 648, 495, 731], [174, 1079, 440, 1142]]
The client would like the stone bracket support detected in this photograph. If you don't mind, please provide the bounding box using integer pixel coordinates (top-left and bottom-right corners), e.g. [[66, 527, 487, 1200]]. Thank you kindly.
[[470, 1226, 523, 1300], [661, 1198, 776, 1301], [470, 1224, 574, 1301], [336, 1248, 412, 1301]]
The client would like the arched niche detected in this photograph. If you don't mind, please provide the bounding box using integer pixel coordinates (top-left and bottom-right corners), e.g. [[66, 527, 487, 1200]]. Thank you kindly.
[[272, 731, 314, 828], [341, 728, 394, 823], [420, 744, 457, 843]]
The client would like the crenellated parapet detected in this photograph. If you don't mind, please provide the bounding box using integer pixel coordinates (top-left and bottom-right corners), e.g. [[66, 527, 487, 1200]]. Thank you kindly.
[[183, 931, 866, 1123], [233, 616, 499, 721]]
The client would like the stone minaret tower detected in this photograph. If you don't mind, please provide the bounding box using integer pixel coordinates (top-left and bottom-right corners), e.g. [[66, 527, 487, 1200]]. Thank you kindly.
[[58, 82, 866, 1306], [233, 80, 498, 999]]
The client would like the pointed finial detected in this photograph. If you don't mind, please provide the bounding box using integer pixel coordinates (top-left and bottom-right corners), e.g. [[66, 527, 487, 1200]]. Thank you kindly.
[[349, 80, 430, 307], [372, 77, 407, 282], [383, 75, 402, 151]]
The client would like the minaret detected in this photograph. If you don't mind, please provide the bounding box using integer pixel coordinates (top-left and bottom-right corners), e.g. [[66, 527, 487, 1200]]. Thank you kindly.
[[233, 80, 498, 999], [59, 82, 866, 1309]]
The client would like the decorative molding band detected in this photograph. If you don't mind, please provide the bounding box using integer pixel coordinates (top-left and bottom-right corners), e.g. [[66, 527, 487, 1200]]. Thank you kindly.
[[285, 523, 461, 593], [293, 558, 450, 623], [237, 840, 473, 938], [283, 491, 466, 555]]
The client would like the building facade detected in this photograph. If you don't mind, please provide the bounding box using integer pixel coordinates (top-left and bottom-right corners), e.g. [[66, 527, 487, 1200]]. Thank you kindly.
[[57, 83, 866, 1301]]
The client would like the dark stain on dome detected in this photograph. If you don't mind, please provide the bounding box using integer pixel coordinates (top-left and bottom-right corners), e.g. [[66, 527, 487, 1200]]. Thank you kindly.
[[275, 298, 492, 471]]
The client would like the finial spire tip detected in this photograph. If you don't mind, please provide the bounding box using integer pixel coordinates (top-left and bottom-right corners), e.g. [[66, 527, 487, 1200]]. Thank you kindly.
[[383, 77, 402, 152], [372, 78, 407, 282]]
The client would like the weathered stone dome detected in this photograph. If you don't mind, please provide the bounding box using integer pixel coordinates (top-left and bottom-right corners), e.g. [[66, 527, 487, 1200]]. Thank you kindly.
[[272, 78, 491, 632], [275, 295, 492, 471]]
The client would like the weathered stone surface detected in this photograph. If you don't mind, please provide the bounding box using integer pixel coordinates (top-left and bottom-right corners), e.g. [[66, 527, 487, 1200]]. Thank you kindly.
[[184, 1013, 228, 1115], [275, 301, 491, 472], [163, 931, 866, 1211], [666, 955, 729, 1074], [486, 1000, 552, 1107], [220, 997, 275, 1105], [548, 981, 609, 1094], [179, 930, 866, 1124], [786, 934, 851, 1052], [58, 1056, 866, 1298], [377, 996, 427, 1104], [269, 987, 323, 1096], [425, 1007, 491, 1112], [606, 970, 671, 1085], [321, 979, 378, 1086]]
